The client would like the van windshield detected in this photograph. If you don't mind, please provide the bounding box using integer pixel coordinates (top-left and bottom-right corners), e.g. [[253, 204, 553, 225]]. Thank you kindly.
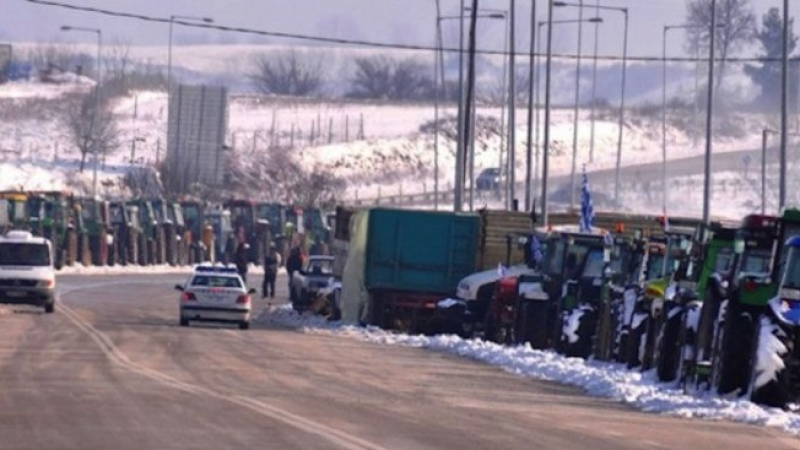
[[0, 243, 51, 266]]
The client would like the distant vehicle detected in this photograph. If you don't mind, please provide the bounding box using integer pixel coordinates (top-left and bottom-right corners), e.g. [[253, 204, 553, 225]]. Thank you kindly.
[[174, 264, 256, 330], [476, 168, 502, 191], [0, 230, 56, 313], [290, 255, 335, 312]]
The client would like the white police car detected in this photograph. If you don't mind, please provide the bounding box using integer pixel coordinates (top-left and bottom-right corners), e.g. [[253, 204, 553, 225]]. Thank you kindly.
[[174, 264, 256, 329]]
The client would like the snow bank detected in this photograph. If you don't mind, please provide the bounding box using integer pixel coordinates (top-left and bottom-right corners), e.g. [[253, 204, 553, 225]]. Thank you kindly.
[[260, 304, 800, 435], [57, 263, 266, 276]]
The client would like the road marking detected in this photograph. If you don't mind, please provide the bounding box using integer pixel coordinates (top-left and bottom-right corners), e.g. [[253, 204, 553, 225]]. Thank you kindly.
[[57, 295, 384, 450]]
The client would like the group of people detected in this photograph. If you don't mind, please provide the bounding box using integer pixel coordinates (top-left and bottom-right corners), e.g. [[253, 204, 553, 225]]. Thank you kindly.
[[231, 237, 328, 299]]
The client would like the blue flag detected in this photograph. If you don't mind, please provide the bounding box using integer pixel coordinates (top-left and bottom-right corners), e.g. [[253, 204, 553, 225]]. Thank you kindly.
[[580, 166, 594, 232]]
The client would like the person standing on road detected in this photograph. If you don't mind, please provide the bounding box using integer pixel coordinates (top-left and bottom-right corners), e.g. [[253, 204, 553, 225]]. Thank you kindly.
[[285, 245, 303, 296], [235, 242, 249, 283], [262, 243, 281, 299]]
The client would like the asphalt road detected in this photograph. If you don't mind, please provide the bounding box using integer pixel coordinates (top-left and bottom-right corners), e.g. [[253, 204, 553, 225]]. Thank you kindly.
[[0, 273, 798, 450]]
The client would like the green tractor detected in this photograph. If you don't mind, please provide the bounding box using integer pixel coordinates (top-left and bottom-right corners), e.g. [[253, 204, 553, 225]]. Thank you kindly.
[[592, 230, 648, 362], [152, 199, 185, 266], [76, 197, 111, 266], [225, 199, 270, 265], [108, 201, 140, 266], [0, 191, 29, 232], [709, 211, 800, 406], [651, 222, 738, 384], [27, 191, 77, 268]]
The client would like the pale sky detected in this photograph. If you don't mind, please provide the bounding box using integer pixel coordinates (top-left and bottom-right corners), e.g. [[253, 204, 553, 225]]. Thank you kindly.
[[3, 0, 796, 58]]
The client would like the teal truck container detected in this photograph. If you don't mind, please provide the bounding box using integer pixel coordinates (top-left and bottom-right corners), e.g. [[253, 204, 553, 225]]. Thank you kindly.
[[340, 207, 480, 332]]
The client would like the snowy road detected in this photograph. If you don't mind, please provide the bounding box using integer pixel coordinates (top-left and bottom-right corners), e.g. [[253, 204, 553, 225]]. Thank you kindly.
[[0, 273, 797, 449]]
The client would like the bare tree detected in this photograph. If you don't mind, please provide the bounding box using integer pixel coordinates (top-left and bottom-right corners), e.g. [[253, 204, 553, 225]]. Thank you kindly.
[[685, 0, 756, 94], [349, 56, 432, 100], [248, 50, 325, 96], [62, 90, 119, 172]]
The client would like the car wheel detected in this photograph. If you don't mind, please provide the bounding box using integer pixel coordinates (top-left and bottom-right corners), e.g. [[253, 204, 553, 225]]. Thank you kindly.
[[180, 317, 189, 327], [44, 302, 55, 314], [239, 321, 250, 330]]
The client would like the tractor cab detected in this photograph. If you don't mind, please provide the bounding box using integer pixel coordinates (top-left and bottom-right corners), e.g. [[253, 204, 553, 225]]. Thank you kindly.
[[206, 205, 234, 263]]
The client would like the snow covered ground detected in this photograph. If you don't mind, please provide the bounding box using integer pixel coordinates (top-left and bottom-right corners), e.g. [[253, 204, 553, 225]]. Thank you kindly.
[[258, 303, 800, 436], [57, 263, 267, 276]]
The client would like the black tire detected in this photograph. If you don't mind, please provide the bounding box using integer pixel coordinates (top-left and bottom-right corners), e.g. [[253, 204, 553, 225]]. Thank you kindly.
[[44, 302, 55, 314], [239, 321, 250, 330], [180, 317, 189, 327], [749, 314, 789, 408], [656, 308, 683, 382], [525, 301, 550, 350], [483, 309, 498, 343], [626, 314, 649, 369], [716, 303, 756, 396], [561, 306, 597, 359]]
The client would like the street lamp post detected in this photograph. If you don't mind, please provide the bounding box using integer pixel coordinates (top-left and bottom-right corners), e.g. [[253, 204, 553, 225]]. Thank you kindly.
[[168, 15, 213, 97], [553, 2, 627, 208], [537, 16, 603, 220], [524, 0, 537, 212], [442, 11, 507, 211], [762, 128, 775, 215], [702, 0, 717, 225], [61, 25, 102, 199], [780, 0, 789, 211]]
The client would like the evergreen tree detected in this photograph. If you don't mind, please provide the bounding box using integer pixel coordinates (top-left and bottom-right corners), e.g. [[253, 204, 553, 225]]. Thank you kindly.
[[744, 8, 798, 110]]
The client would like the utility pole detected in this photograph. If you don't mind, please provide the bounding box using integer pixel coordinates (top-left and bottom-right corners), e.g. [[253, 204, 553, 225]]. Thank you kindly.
[[454, 0, 466, 211], [569, 0, 584, 210], [524, 0, 536, 212], [702, 0, 717, 225], [507, 0, 516, 210], [463, 1, 480, 213], [542, 1, 554, 226], [780, 0, 789, 210]]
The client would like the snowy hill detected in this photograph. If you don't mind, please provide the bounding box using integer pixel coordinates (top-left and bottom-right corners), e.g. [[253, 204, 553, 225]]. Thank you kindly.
[[0, 77, 780, 218]]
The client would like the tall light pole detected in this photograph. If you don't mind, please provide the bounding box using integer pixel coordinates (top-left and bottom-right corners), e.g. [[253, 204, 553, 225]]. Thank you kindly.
[[524, 0, 537, 212], [542, 0, 555, 226], [780, 0, 789, 211], [702, 0, 717, 225], [662, 23, 721, 216], [762, 128, 775, 215], [539, 15, 602, 223], [168, 15, 213, 97], [434, 0, 444, 211], [507, 0, 517, 211], [61, 25, 102, 199], [554, 2, 627, 208], [455, 0, 466, 212], [435, 8, 507, 210], [465, 7, 509, 210], [589, 0, 600, 163]]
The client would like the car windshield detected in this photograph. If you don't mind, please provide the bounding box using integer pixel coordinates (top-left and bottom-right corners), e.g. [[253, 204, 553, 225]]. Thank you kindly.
[[0, 242, 51, 266], [191, 275, 242, 288], [305, 259, 333, 275]]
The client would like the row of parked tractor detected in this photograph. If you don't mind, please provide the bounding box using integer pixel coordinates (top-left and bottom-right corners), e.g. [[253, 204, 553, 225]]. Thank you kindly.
[[0, 190, 332, 269], [332, 206, 800, 409]]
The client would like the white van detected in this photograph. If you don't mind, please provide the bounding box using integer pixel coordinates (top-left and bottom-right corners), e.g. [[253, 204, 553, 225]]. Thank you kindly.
[[0, 230, 56, 313]]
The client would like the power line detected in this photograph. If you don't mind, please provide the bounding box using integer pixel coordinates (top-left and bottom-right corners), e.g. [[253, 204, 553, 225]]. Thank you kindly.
[[25, 0, 800, 64]]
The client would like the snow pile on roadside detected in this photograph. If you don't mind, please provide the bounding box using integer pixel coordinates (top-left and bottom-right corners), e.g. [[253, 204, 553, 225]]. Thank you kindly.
[[57, 263, 266, 276], [259, 305, 800, 435]]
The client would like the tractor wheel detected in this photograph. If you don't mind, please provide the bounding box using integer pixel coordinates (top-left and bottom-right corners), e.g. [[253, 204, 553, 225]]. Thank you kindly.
[[656, 308, 683, 382], [716, 303, 756, 397], [749, 314, 790, 408]]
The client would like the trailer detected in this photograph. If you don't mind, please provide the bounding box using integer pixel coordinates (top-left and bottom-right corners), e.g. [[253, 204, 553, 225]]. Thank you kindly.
[[340, 208, 480, 333]]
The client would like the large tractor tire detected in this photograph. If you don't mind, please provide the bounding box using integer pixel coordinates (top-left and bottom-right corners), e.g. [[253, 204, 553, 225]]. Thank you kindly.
[[561, 305, 597, 359], [656, 308, 684, 382], [749, 314, 791, 408], [626, 313, 649, 370], [716, 303, 756, 397]]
